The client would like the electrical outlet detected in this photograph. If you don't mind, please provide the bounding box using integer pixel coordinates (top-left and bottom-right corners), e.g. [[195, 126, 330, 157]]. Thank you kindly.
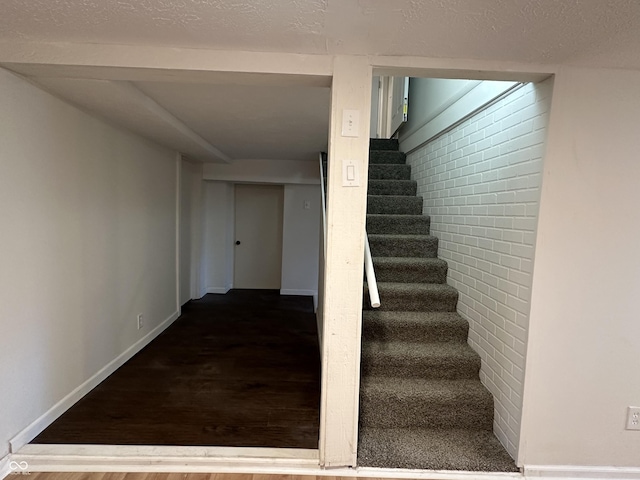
[[626, 407, 640, 430], [137, 314, 143, 330]]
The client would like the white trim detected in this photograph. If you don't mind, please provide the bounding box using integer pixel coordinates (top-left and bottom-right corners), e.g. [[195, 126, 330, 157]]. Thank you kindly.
[[13, 445, 318, 473], [0, 455, 11, 480], [9, 444, 527, 480], [11, 447, 640, 480], [206, 287, 231, 294], [280, 289, 317, 297], [356, 468, 520, 479], [8, 310, 180, 453], [524, 465, 640, 479], [176, 153, 182, 314]]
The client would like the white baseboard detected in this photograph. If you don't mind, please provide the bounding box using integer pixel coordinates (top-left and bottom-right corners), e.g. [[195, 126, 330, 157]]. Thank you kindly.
[[280, 289, 317, 297], [207, 287, 231, 294], [8, 310, 180, 453], [525, 465, 640, 479]]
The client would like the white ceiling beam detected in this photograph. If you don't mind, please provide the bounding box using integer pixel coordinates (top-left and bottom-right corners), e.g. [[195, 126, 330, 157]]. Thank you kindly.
[[0, 41, 333, 84], [111, 81, 232, 163]]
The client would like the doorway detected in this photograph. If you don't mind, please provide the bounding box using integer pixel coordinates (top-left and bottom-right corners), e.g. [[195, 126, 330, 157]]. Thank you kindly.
[[234, 184, 284, 290]]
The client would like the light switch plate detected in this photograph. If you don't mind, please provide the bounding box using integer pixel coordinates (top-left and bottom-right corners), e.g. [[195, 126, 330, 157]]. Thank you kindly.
[[341, 109, 360, 137], [342, 160, 360, 187]]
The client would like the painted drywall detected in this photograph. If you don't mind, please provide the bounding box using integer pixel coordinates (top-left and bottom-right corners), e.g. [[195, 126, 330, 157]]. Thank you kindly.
[[281, 184, 321, 297], [400, 78, 476, 140], [0, 68, 178, 457], [201, 181, 321, 298], [399, 78, 517, 154], [180, 159, 203, 305], [406, 79, 552, 459], [519, 67, 640, 467], [203, 159, 320, 185], [202, 181, 235, 294]]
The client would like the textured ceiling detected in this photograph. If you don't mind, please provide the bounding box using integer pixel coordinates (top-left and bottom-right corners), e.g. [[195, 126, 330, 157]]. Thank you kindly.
[[4, 0, 640, 163], [1, 0, 640, 68]]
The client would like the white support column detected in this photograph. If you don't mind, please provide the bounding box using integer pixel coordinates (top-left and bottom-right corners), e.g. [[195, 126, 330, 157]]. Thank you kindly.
[[319, 56, 372, 468]]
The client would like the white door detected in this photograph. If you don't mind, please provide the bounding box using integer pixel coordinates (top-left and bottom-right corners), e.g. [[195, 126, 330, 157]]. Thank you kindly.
[[234, 184, 284, 289], [389, 76, 409, 136]]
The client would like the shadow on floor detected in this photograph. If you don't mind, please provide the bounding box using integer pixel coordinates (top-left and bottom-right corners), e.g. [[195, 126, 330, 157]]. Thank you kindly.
[[32, 290, 321, 448]]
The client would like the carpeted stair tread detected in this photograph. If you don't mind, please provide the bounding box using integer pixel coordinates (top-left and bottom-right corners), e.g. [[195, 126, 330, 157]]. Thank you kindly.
[[373, 257, 447, 283], [361, 340, 480, 378], [369, 151, 407, 164], [363, 311, 469, 343], [369, 164, 412, 180], [360, 377, 493, 430], [367, 195, 423, 215], [365, 282, 458, 312], [368, 180, 417, 196], [368, 234, 438, 258], [370, 138, 399, 151], [359, 140, 515, 471], [358, 427, 519, 471], [367, 215, 430, 235]]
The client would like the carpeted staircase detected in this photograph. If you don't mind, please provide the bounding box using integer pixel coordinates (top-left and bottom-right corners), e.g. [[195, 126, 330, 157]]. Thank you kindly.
[[357, 138, 518, 471]]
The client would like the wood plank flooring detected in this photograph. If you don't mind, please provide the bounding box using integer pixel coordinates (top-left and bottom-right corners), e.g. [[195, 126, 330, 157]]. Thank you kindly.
[[31, 290, 320, 448]]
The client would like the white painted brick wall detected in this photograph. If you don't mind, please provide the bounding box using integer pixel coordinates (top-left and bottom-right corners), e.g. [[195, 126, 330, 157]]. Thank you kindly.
[[406, 79, 553, 459]]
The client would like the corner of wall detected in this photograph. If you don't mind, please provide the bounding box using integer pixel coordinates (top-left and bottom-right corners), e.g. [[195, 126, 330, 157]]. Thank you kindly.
[[8, 309, 180, 453]]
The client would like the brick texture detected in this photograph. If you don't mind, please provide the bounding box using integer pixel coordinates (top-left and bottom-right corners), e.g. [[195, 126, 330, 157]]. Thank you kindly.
[[405, 79, 553, 458]]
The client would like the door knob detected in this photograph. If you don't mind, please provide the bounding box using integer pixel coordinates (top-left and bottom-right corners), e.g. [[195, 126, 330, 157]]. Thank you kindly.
[[235, 240, 241, 245]]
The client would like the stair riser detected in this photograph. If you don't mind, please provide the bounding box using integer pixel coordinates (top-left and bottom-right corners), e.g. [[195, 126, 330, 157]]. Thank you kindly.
[[363, 320, 468, 343], [362, 312, 470, 343], [373, 262, 447, 283], [361, 356, 479, 379], [369, 164, 411, 180], [368, 180, 417, 196], [360, 396, 494, 430], [363, 288, 458, 311], [368, 237, 438, 258], [367, 196, 423, 215], [367, 216, 430, 235], [370, 139, 399, 151], [369, 151, 407, 164]]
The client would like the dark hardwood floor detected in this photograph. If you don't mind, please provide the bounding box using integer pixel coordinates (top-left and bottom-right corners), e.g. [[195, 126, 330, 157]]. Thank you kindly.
[[32, 290, 321, 448]]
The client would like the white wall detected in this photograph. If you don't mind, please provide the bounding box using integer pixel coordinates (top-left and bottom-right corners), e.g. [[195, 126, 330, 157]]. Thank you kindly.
[[401, 77, 475, 137], [406, 79, 553, 459], [201, 181, 321, 298], [520, 67, 640, 468], [399, 78, 517, 154], [179, 159, 203, 304], [202, 181, 235, 294], [281, 184, 321, 297], [0, 68, 178, 458]]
